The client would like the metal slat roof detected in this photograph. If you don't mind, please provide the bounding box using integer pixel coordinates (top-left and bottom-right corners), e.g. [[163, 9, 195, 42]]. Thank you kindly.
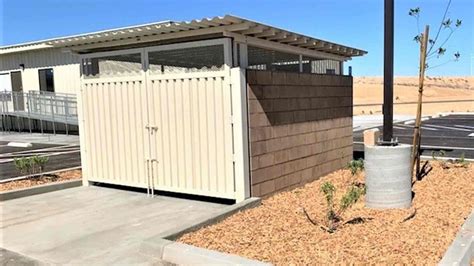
[[0, 15, 367, 58]]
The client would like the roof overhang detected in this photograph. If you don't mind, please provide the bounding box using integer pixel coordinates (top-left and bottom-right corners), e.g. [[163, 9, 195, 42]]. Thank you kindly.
[[0, 15, 367, 60]]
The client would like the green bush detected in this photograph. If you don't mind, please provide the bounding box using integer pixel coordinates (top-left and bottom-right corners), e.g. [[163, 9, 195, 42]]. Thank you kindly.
[[347, 159, 364, 175], [13, 156, 49, 176], [320, 181, 365, 232], [32, 155, 49, 172], [14, 157, 33, 175]]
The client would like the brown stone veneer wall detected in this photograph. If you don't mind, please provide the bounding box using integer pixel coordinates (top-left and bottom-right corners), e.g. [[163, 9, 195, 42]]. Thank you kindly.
[[246, 70, 353, 197]]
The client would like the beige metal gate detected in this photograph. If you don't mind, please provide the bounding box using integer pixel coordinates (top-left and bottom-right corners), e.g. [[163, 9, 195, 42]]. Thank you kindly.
[[81, 76, 149, 188], [145, 71, 235, 199], [80, 70, 237, 199]]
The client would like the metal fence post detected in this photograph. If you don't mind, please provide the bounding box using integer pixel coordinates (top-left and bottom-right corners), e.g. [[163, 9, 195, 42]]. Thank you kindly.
[[50, 94, 56, 135]]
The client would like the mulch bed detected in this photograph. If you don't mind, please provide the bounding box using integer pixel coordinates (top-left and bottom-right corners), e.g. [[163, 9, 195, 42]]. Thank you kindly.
[[179, 161, 474, 264], [0, 170, 82, 192]]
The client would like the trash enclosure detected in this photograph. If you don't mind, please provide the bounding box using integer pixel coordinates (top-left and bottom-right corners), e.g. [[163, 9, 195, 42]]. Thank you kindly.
[[53, 15, 368, 202], [79, 39, 245, 200]]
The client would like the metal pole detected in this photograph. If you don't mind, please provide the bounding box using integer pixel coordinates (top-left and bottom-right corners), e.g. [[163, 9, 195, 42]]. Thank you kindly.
[[27, 93, 32, 133], [383, 0, 394, 143], [50, 94, 56, 135], [65, 96, 69, 135]]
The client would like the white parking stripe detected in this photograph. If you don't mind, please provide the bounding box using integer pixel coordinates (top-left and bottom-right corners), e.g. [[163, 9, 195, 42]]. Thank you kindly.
[[420, 126, 438, 131], [422, 124, 472, 132], [469, 133, 474, 137], [454, 124, 474, 130], [393, 126, 405, 130], [395, 124, 438, 131], [353, 141, 474, 151]]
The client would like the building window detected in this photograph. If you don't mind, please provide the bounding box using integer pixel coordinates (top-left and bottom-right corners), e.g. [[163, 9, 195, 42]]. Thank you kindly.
[[39, 68, 55, 93]]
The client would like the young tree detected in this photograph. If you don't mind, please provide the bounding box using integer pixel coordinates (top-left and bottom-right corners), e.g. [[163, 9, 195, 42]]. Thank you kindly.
[[409, 0, 462, 180]]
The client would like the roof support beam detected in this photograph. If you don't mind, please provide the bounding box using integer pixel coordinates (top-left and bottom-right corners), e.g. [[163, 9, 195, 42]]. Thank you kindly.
[[289, 37, 309, 45], [239, 25, 267, 35], [280, 35, 299, 43], [266, 32, 288, 41], [66, 23, 252, 51], [224, 31, 348, 61], [253, 29, 277, 38]]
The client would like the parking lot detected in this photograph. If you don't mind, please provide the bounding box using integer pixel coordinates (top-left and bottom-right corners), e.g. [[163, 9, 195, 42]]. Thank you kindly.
[[354, 114, 474, 159], [0, 133, 81, 181]]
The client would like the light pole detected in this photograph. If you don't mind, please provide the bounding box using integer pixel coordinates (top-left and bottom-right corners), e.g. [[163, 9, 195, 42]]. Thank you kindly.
[[383, 0, 394, 143]]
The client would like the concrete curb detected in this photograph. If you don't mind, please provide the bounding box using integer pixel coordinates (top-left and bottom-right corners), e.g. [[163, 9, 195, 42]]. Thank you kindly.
[[439, 210, 474, 266], [1, 166, 82, 183], [0, 179, 82, 201], [162, 197, 261, 240], [140, 197, 266, 265], [142, 239, 270, 265], [435, 112, 473, 117]]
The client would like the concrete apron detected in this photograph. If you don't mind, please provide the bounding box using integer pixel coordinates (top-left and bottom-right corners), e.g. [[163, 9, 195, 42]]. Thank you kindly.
[[0, 186, 264, 265]]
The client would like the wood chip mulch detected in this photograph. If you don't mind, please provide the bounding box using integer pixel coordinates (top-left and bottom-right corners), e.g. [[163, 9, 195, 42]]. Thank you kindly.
[[179, 161, 474, 264], [0, 170, 82, 192]]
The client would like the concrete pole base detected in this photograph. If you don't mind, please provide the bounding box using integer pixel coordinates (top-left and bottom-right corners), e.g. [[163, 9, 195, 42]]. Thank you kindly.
[[364, 144, 412, 209]]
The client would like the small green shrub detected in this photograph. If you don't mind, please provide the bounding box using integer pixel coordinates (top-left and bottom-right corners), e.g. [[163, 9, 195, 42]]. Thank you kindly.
[[455, 153, 470, 167], [347, 159, 364, 175], [13, 156, 49, 176], [431, 150, 446, 160], [320, 181, 366, 232], [32, 155, 49, 172], [14, 157, 32, 175]]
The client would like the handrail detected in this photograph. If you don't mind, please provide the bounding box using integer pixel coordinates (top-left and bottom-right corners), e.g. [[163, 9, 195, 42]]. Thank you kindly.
[[0, 90, 79, 132]]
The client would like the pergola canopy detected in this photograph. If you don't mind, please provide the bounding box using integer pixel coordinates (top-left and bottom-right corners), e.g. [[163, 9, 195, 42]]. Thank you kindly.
[[0, 15, 367, 60]]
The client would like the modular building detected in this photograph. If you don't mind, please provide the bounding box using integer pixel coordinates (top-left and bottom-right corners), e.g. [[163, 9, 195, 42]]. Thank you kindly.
[[0, 15, 366, 201]]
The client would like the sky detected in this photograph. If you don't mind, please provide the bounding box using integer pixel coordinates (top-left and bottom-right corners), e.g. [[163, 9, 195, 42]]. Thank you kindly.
[[1, 0, 473, 76]]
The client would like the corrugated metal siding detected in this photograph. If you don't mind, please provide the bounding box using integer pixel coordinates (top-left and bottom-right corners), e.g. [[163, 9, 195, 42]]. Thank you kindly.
[[81, 71, 236, 199], [147, 71, 235, 198], [82, 76, 148, 187], [0, 48, 81, 94]]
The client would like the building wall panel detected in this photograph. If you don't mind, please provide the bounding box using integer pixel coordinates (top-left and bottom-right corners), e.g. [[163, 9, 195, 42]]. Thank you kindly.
[[0, 48, 81, 94], [246, 70, 353, 197]]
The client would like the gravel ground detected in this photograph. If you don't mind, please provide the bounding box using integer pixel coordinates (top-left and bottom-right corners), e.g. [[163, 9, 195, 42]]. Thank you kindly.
[[179, 161, 474, 264], [0, 170, 81, 192]]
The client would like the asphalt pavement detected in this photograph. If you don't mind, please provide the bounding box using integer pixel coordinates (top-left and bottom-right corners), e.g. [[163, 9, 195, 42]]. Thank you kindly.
[[353, 114, 474, 159]]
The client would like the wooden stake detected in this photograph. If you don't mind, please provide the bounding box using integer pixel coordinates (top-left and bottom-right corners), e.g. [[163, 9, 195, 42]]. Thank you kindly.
[[411, 25, 430, 180]]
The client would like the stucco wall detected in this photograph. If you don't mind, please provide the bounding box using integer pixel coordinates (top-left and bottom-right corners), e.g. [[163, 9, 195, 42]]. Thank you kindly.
[[246, 70, 353, 197]]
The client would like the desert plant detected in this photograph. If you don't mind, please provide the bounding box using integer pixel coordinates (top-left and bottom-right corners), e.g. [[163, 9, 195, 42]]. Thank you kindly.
[[431, 150, 446, 160], [14, 157, 33, 175], [14, 156, 49, 175], [455, 152, 469, 167], [32, 155, 49, 172], [320, 181, 365, 232], [347, 159, 364, 175]]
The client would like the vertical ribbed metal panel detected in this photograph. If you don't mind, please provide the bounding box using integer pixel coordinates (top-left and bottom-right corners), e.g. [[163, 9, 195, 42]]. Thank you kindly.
[[81, 71, 235, 199], [82, 76, 148, 187], [147, 71, 235, 198]]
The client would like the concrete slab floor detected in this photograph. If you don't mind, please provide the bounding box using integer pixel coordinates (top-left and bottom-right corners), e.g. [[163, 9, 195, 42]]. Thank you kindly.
[[0, 186, 226, 265], [0, 132, 80, 145]]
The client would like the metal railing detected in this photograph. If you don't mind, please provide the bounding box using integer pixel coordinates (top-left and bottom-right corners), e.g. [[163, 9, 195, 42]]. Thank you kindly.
[[0, 90, 78, 134]]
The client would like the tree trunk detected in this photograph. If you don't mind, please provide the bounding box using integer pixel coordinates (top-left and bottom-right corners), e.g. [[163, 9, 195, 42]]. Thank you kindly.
[[411, 25, 430, 181]]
